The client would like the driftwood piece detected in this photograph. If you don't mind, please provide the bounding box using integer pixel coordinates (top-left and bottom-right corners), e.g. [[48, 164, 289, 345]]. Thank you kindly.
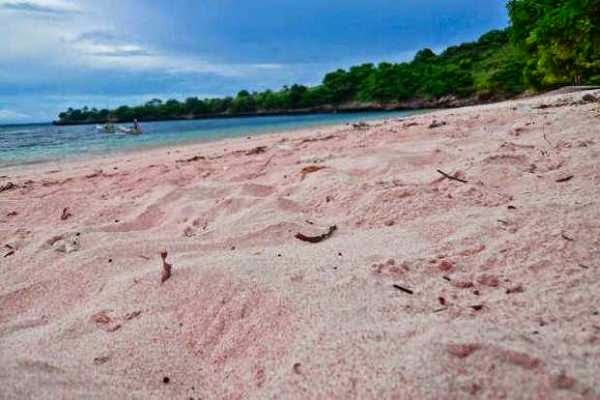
[[160, 251, 172, 284], [295, 225, 337, 243], [436, 169, 468, 183]]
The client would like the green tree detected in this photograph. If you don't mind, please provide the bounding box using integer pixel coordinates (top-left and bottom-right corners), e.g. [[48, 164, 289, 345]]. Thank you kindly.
[[508, 0, 600, 87]]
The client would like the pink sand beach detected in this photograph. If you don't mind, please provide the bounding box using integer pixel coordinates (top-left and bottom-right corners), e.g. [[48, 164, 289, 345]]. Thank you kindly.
[[1, 89, 599, 399]]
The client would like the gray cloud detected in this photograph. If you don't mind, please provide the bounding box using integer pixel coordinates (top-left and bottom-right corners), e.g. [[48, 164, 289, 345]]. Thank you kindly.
[[0, 1, 78, 14], [88, 48, 153, 57], [75, 30, 120, 44]]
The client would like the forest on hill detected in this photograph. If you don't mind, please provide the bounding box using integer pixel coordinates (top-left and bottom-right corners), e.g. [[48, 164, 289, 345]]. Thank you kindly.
[[56, 0, 600, 124]]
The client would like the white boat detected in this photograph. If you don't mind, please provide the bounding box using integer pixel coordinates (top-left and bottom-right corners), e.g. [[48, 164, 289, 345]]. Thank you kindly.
[[96, 124, 116, 134], [118, 126, 143, 135]]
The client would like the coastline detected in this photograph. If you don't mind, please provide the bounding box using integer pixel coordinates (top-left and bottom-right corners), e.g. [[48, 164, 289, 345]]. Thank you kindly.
[[1, 109, 427, 173], [51, 94, 498, 126], [1, 89, 599, 399], [1, 120, 339, 176]]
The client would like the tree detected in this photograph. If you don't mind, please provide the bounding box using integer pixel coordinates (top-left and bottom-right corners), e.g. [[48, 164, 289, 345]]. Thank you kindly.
[[230, 90, 257, 113], [323, 69, 354, 104], [413, 48, 437, 64], [508, 0, 600, 87]]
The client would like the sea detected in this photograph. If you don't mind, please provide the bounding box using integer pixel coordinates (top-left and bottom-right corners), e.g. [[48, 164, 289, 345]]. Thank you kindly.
[[0, 110, 423, 168]]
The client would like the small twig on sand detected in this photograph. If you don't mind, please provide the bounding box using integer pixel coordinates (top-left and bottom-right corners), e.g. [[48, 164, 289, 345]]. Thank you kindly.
[[295, 225, 337, 243], [555, 175, 574, 183], [352, 121, 369, 130], [4, 244, 15, 257], [261, 155, 275, 169], [436, 169, 468, 183], [543, 132, 553, 148], [561, 232, 575, 242], [60, 207, 72, 220], [393, 284, 414, 295], [428, 120, 447, 129], [160, 250, 172, 284], [245, 146, 267, 156], [300, 165, 326, 180], [505, 285, 524, 294], [176, 155, 205, 163], [299, 134, 337, 144], [0, 182, 17, 193]]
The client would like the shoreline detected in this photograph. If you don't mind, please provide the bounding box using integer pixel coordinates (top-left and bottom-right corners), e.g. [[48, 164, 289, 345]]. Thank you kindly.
[[1, 88, 594, 185], [1, 89, 599, 399], [1, 109, 427, 173], [0, 116, 375, 178]]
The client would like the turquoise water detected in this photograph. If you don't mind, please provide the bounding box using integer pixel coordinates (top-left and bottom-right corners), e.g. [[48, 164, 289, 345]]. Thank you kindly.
[[0, 111, 421, 167]]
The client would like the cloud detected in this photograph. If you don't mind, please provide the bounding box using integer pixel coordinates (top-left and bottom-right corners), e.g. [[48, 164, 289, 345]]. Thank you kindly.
[[0, 108, 31, 122], [63, 26, 282, 77], [0, 0, 80, 14], [76, 42, 154, 57], [67, 29, 284, 77], [0, 1, 286, 86], [74, 30, 121, 44]]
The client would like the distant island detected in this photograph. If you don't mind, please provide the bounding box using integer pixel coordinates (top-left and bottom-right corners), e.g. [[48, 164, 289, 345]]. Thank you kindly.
[[55, 0, 599, 125]]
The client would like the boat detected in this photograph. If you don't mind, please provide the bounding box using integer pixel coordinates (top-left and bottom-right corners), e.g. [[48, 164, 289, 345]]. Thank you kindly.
[[118, 126, 143, 135], [96, 123, 116, 134]]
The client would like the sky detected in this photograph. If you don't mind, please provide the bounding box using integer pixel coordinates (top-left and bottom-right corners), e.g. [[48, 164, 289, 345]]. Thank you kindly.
[[0, 0, 509, 123]]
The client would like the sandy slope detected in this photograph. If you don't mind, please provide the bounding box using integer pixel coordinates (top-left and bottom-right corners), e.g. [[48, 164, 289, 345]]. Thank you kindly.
[[1, 90, 599, 399]]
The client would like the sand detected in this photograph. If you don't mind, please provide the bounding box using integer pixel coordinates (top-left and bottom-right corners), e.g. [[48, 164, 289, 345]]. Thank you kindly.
[[1, 89, 599, 399]]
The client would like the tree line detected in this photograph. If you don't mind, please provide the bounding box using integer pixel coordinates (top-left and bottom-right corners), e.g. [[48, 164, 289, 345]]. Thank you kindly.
[[57, 0, 599, 124]]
